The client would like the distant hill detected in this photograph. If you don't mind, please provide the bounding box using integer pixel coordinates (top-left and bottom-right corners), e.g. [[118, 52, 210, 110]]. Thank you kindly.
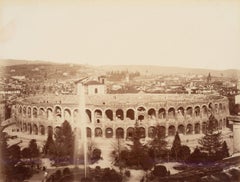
[[1, 59, 239, 78]]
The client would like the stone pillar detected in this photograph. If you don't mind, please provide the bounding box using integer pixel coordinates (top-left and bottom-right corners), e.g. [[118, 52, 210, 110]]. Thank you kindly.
[[228, 116, 240, 154]]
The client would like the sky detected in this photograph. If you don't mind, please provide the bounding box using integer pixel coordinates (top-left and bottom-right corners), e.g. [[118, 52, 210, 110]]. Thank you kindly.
[[0, 0, 240, 69]]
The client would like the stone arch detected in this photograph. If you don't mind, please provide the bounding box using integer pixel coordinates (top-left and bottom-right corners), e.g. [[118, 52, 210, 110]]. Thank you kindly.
[[116, 109, 124, 120], [208, 102, 213, 110], [95, 127, 103, 137], [194, 123, 200, 134], [137, 106, 146, 112], [126, 127, 134, 139], [64, 108, 71, 120], [27, 107, 31, 118], [186, 124, 193, 134], [148, 108, 156, 119], [86, 109, 92, 122], [194, 106, 200, 117], [148, 126, 156, 138], [33, 124, 38, 135], [87, 127, 92, 138], [168, 107, 175, 119], [105, 109, 113, 121], [105, 127, 113, 138], [55, 126, 61, 135], [186, 107, 193, 117], [39, 125, 45, 135], [177, 107, 184, 117], [139, 127, 146, 138], [168, 125, 176, 136], [116, 127, 124, 138], [126, 109, 135, 120], [178, 124, 185, 134], [33, 107, 38, 118], [158, 108, 166, 119], [54, 106, 62, 117]]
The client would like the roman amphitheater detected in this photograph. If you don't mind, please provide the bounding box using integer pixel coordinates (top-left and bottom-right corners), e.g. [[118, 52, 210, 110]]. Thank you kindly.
[[12, 91, 229, 146]]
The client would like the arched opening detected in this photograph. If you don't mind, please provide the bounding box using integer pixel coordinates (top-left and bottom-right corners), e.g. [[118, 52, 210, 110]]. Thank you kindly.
[[177, 107, 184, 117], [47, 108, 53, 119], [87, 127, 92, 138], [47, 126, 53, 136], [105, 109, 113, 121], [95, 88, 98, 94], [73, 109, 79, 122], [158, 108, 166, 119], [33, 124, 38, 135], [148, 108, 156, 119], [138, 115, 144, 121], [126, 109, 135, 120], [40, 125, 45, 135], [23, 107, 26, 117], [178, 125, 185, 134], [95, 127, 103, 137], [39, 108, 45, 117], [126, 127, 134, 139], [116, 128, 124, 139], [202, 105, 208, 116], [219, 119, 223, 129], [116, 109, 124, 120], [209, 103, 213, 110], [219, 103, 223, 111], [148, 126, 156, 138], [223, 118, 226, 127], [215, 104, 218, 113], [64, 109, 71, 120], [186, 124, 193, 134], [139, 127, 146, 138], [94, 109, 102, 119], [55, 106, 62, 117], [168, 107, 175, 119], [156, 126, 166, 138], [137, 106, 146, 112], [23, 123, 27, 132], [28, 124, 32, 134], [105, 128, 113, 138], [186, 107, 193, 117], [86, 109, 92, 122], [168, 125, 176, 136], [194, 106, 200, 117], [27, 107, 31, 118], [194, 123, 200, 134], [18, 106, 22, 114], [202, 122, 207, 134], [33, 107, 37, 118]]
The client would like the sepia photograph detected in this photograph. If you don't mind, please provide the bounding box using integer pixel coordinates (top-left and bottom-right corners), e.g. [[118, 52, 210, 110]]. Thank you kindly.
[[0, 0, 240, 181]]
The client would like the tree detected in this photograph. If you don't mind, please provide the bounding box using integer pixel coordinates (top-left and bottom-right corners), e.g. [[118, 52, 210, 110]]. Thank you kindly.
[[198, 115, 222, 158], [43, 131, 55, 156], [170, 132, 181, 161], [221, 141, 230, 159], [148, 125, 168, 162], [28, 139, 40, 158], [179, 145, 191, 162]]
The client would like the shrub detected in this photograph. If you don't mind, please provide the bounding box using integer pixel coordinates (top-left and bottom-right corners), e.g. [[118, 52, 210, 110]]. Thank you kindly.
[[152, 165, 167, 177], [125, 170, 131, 177], [91, 148, 101, 162]]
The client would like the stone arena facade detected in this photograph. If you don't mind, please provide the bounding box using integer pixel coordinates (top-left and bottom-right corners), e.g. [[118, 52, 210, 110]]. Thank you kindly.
[[12, 93, 229, 143]]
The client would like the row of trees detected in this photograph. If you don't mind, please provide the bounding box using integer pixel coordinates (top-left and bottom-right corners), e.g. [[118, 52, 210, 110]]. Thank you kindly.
[[113, 114, 230, 172]]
